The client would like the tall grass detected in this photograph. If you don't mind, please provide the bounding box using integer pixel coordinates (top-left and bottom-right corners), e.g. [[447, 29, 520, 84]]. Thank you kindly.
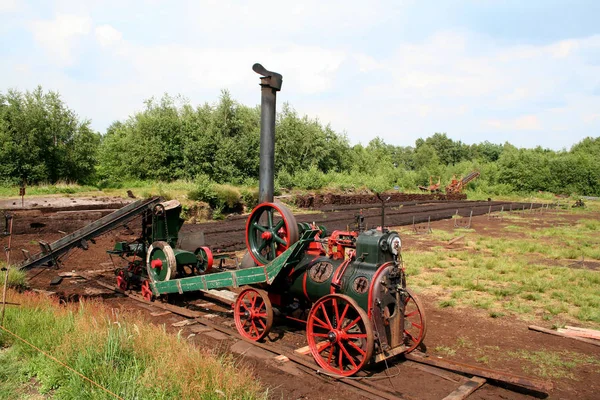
[[0, 290, 264, 399]]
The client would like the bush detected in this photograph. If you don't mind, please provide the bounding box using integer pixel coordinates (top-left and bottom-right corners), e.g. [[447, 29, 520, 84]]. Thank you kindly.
[[213, 184, 243, 212], [240, 187, 259, 210], [187, 174, 217, 205]]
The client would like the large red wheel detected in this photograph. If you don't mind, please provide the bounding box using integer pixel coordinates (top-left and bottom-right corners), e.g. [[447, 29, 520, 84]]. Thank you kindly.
[[234, 288, 273, 341], [403, 289, 427, 353], [306, 294, 374, 377], [245, 202, 299, 266]]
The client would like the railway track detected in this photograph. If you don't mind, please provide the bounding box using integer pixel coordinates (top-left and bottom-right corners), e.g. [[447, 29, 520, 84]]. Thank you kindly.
[[79, 272, 551, 400]]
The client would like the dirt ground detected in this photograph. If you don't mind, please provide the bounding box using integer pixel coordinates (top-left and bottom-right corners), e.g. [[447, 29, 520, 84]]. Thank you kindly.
[[4, 202, 600, 400]]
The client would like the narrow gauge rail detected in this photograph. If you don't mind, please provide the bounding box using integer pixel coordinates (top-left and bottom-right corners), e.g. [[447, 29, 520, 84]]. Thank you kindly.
[[187, 200, 545, 252], [79, 272, 552, 400]]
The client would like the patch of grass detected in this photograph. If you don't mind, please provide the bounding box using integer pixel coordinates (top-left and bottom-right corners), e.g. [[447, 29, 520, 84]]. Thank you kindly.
[[508, 350, 600, 379], [0, 265, 27, 290], [434, 346, 456, 357], [438, 299, 456, 308], [0, 290, 265, 399]]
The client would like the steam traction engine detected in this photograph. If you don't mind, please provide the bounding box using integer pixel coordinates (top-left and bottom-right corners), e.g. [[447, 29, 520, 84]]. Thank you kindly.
[[140, 201, 426, 377], [116, 63, 426, 376]]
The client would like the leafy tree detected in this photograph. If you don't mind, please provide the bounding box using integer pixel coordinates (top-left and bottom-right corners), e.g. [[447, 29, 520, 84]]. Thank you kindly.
[[0, 87, 99, 184]]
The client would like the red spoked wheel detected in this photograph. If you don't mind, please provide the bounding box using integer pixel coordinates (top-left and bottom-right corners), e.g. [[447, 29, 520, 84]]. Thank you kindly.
[[234, 288, 273, 341], [141, 280, 153, 302], [245, 202, 299, 266], [403, 289, 427, 353], [116, 270, 128, 291], [307, 294, 374, 377]]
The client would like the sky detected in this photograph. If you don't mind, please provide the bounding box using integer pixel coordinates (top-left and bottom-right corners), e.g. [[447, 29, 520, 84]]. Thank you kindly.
[[1, 0, 599, 150]]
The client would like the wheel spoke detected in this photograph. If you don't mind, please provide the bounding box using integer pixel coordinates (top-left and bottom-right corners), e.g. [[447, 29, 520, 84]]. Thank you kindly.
[[318, 342, 332, 354], [332, 298, 341, 329], [274, 219, 284, 232], [255, 312, 267, 317], [251, 320, 259, 337], [320, 303, 335, 329], [411, 322, 423, 330], [347, 340, 366, 356], [267, 210, 274, 229], [404, 330, 416, 342], [405, 310, 418, 317], [346, 333, 367, 339], [258, 318, 266, 329], [343, 316, 362, 332], [273, 235, 287, 246], [253, 222, 267, 233], [327, 346, 334, 365], [339, 304, 349, 324], [240, 301, 249, 311], [338, 346, 344, 371], [312, 333, 329, 338], [258, 240, 268, 252], [312, 315, 331, 330], [339, 342, 358, 369], [270, 245, 276, 259]]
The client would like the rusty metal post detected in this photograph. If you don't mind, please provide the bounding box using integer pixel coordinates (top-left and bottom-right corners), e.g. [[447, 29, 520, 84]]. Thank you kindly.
[[1, 214, 13, 326], [253, 63, 282, 204]]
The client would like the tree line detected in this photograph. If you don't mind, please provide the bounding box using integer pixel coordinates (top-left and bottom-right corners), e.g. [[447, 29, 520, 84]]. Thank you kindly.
[[1, 86, 599, 196]]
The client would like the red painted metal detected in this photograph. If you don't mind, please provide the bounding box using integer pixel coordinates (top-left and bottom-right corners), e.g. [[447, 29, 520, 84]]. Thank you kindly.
[[116, 270, 127, 291], [366, 262, 394, 319], [151, 259, 162, 270], [199, 246, 213, 273], [306, 294, 374, 376], [327, 230, 357, 260], [141, 280, 153, 301], [234, 288, 273, 341], [403, 289, 427, 353]]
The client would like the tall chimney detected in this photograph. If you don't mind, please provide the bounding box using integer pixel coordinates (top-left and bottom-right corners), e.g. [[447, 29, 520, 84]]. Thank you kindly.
[[252, 63, 282, 204]]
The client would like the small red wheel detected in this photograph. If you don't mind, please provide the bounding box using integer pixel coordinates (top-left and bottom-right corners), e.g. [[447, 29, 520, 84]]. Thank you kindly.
[[234, 288, 273, 341], [403, 289, 427, 353], [141, 280, 153, 302], [194, 246, 214, 273], [116, 270, 128, 291], [307, 294, 374, 377]]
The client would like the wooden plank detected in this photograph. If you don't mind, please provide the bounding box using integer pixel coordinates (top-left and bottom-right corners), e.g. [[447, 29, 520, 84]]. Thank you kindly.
[[558, 328, 600, 340], [294, 345, 311, 355], [443, 377, 486, 400], [448, 236, 465, 245], [565, 325, 600, 333], [404, 361, 464, 383], [529, 325, 600, 347], [405, 353, 552, 393]]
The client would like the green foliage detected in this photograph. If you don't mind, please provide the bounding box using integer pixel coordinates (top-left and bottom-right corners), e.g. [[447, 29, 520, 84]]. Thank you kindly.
[[0, 87, 100, 185], [0, 266, 26, 289], [1, 86, 598, 197]]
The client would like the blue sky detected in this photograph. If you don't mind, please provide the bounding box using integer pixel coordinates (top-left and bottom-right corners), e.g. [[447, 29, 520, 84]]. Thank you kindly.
[[1, 0, 599, 150]]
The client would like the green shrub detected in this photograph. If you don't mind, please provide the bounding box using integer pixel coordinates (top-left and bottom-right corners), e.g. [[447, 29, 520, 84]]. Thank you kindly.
[[187, 174, 217, 205], [240, 187, 259, 210]]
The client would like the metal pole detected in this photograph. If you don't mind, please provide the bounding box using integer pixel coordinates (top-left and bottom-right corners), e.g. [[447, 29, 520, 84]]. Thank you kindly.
[[253, 63, 282, 204], [1, 216, 13, 326]]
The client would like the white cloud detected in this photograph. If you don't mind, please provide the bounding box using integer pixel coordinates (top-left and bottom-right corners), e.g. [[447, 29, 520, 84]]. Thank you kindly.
[[484, 115, 541, 131], [95, 24, 122, 48], [0, 0, 19, 13], [29, 14, 92, 66]]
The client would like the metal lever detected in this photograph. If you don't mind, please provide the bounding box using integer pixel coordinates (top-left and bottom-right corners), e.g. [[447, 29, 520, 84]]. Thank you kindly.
[[252, 63, 283, 91]]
